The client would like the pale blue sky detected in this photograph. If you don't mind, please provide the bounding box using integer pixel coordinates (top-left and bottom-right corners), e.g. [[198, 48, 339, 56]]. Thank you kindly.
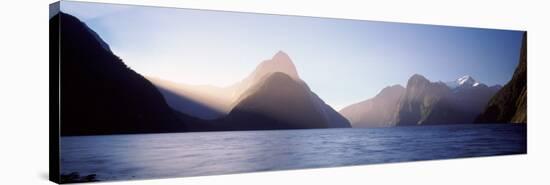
[[60, 1, 524, 110]]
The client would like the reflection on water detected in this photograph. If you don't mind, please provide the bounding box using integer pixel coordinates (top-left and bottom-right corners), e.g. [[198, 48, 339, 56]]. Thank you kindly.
[[60, 124, 526, 181]]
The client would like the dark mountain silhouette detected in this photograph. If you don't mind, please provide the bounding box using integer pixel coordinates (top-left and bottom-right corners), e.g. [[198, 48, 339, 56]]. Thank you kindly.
[[220, 72, 331, 130], [53, 12, 190, 136], [476, 32, 527, 123], [340, 85, 405, 128]]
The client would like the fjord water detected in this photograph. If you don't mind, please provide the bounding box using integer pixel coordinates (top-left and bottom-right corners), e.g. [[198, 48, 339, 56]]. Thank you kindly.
[[60, 124, 526, 181]]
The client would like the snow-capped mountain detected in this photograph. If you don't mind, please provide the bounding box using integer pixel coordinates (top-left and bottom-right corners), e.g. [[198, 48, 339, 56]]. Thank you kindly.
[[445, 75, 482, 89]]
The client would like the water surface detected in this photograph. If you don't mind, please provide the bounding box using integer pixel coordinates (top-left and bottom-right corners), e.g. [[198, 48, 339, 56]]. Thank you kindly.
[[60, 124, 526, 181]]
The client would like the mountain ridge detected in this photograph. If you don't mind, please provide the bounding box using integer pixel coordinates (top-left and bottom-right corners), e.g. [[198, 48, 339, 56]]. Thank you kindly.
[[341, 74, 501, 127]]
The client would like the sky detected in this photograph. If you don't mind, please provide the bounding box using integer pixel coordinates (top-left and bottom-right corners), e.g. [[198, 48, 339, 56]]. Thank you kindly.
[[60, 1, 524, 110]]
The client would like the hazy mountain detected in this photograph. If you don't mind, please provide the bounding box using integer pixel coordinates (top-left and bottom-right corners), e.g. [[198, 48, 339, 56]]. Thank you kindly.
[[53, 12, 189, 136], [249, 51, 300, 80], [146, 51, 300, 120], [221, 51, 350, 130], [392, 74, 452, 125], [476, 32, 527, 124], [152, 50, 350, 130], [340, 85, 405, 128], [250, 51, 349, 128], [229, 51, 301, 100]]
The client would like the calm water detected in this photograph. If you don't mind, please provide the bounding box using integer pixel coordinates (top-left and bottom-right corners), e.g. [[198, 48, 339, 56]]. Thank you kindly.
[[60, 124, 526, 181]]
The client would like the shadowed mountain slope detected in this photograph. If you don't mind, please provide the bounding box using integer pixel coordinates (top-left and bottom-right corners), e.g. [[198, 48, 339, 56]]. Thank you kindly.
[[54, 12, 189, 136], [476, 32, 527, 124], [220, 72, 331, 130]]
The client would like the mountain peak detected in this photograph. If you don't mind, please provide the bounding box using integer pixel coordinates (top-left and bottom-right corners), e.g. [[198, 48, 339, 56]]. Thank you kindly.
[[410, 74, 428, 80], [271, 50, 295, 69], [273, 50, 290, 60], [407, 74, 430, 87], [446, 75, 483, 89], [229, 71, 334, 129], [56, 12, 112, 52], [251, 51, 300, 80], [457, 75, 477, 86]]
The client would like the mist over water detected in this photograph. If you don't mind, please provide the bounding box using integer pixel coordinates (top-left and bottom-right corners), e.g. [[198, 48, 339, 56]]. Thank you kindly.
[[60, 124, 526, 181]]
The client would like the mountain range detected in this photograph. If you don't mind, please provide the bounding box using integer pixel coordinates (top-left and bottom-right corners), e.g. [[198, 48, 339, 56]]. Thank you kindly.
[[340, 39, 528, 128], [341, 74, 501, 127]]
